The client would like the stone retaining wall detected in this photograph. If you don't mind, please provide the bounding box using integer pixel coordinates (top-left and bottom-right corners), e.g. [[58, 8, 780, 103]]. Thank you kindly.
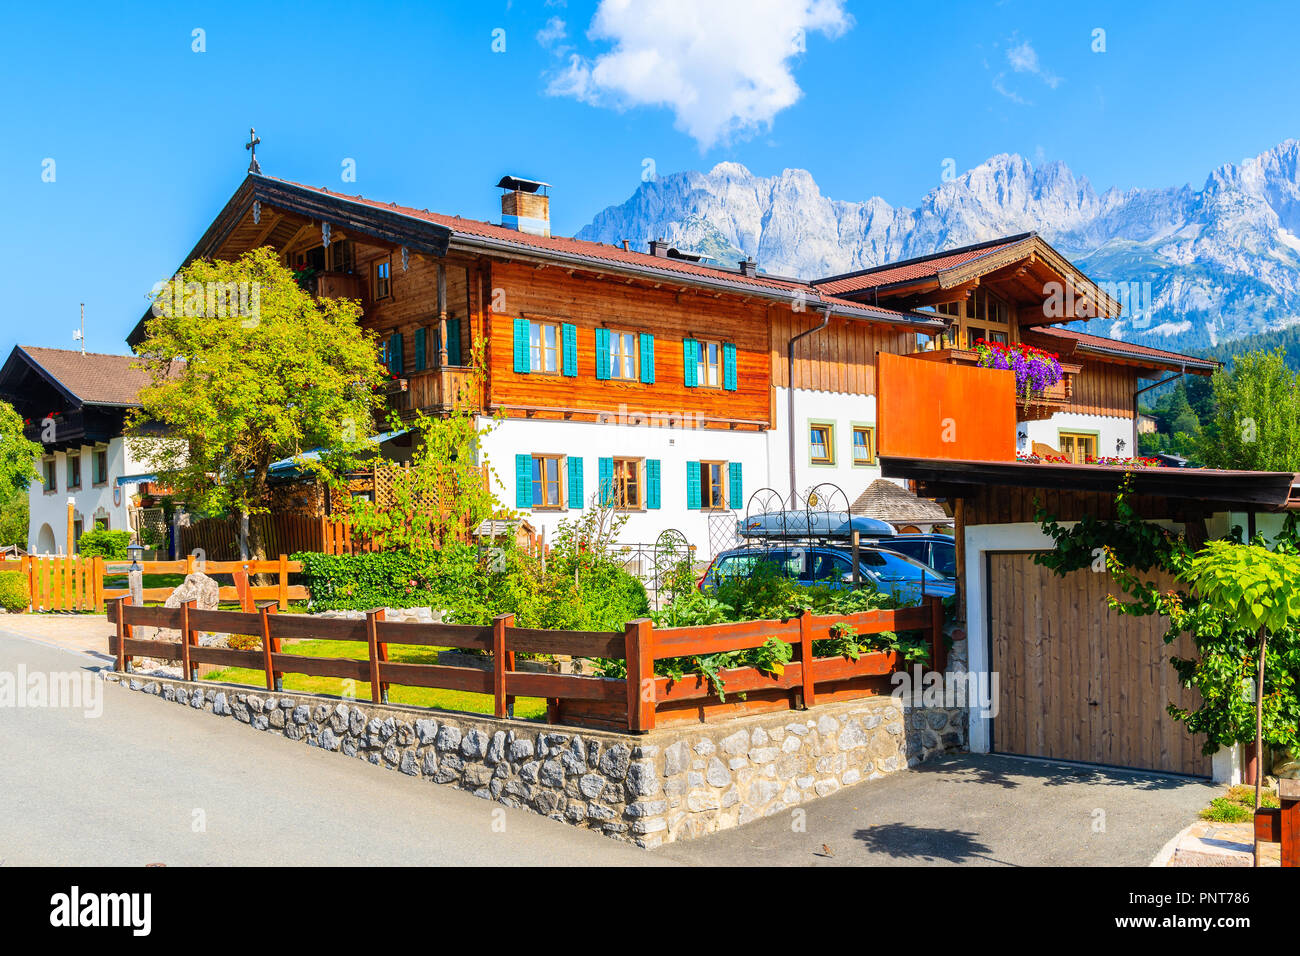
[[104, 666, 965, 848]]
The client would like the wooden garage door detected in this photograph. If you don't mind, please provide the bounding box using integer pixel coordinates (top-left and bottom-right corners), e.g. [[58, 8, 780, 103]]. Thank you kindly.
[[988, 552, 1210, 777]]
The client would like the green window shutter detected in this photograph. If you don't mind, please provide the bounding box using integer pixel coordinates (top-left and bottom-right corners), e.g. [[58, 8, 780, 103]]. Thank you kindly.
[[513, 318, 530, 373], [567, 456, 584, 509], [723, 342, 738, 391], [595, 328, 611, 380], [640, 333, 655, 383], [445, 318, 462, 366], [391, 332, 404, 375], [686, 461, 701, 510], [562, 323, 578, 377], [728, 462, 743, 509], [598, 457, 614, 506], [515, 454, 532, 509], [646, 459, 661, 509], [413, 327, 426, 371], [682, 338, 698, 388]]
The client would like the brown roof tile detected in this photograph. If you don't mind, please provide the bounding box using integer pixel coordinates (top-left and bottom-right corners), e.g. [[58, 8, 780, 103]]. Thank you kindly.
[[18, 347, 154, 407]]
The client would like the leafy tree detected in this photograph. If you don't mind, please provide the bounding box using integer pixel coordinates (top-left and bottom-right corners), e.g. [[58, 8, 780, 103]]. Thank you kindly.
[[129, 247, 389, 559], [343, 350, 502, 552], [1198, 348, 1300, 471], [0, 399, 40, 547]]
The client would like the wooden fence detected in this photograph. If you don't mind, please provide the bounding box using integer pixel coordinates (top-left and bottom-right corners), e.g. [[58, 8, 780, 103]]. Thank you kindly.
[[180, 514, 379, 561], [107, 595, 945, 731], [4, 555, 306, 612]]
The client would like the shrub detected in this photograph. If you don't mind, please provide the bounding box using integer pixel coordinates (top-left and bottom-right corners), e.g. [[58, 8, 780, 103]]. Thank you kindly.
[[77, 528, 132, 560], [0, 570, 29, 612], [292, 543, 650, 633]]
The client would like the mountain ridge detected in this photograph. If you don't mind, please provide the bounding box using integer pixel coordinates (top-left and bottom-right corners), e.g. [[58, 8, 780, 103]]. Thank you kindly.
[[576, 141, 1300, 353]]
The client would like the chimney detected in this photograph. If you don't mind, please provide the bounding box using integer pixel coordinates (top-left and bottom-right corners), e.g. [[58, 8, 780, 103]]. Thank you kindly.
[[648, 238, 671, 257], [738, 258, 757, 277], [496, 176, 551, 237]]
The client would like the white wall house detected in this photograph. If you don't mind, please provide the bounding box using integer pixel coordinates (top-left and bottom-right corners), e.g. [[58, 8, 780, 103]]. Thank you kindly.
[[479, 386, 888, 558], [0, 346, 160, 555], [29, 437, 156, 554]]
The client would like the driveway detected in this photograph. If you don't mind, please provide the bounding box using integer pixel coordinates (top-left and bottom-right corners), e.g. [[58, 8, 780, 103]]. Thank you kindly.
[[659, 752, 1218, 866]]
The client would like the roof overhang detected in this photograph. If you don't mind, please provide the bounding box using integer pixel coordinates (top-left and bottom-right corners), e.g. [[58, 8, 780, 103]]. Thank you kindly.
[[127, 175, 455, 346], [813, 233, 1123, 322], [880, 456, 1300, 511]]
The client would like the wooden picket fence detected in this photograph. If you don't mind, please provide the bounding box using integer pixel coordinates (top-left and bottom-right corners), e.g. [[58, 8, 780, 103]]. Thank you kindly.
[[3, 554, 306, 612], [106, 595, 946, 731], [3, 556, 106, 612]]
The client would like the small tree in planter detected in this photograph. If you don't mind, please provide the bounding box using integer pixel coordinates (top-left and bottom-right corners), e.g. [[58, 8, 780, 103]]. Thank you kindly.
[[974, 340, 1063, 411], [1179, 541, 1300, 864]]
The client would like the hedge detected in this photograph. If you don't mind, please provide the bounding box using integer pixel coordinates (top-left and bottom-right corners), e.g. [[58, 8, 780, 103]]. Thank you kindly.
[[0, 570, 29, 612]]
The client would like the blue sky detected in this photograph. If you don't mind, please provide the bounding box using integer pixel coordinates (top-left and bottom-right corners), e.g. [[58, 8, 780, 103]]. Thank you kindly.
[[1, 0, 1295, 354]]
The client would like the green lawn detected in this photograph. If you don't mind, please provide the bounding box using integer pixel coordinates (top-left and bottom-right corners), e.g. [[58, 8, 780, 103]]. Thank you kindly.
[[104, 573, 186, 590], [203, 638, 548, 719], [1200, 784, 1280, 823]]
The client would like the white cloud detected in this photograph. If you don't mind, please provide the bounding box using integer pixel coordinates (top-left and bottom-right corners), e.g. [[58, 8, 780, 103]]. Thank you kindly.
[[990, 35, 1061, 105], [544, 0, 853, 150], [1006, 37, 1061, 88], [537, 16, 567, 51]]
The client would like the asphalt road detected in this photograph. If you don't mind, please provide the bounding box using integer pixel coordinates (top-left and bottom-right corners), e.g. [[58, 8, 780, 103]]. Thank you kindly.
[[0, 631, 662, 867], [0, 627, 1216, 867], [659, 752, 1219, 866]]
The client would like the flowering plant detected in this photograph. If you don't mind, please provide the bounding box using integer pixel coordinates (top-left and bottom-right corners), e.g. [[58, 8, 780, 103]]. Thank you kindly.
[[1017, 453, 1163, 468], [974, 339, 1063, 407]]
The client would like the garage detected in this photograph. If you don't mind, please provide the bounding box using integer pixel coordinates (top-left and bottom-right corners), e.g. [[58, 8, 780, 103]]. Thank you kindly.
[[881, 454, 1300, 782], [987, 551, 1210, 777]]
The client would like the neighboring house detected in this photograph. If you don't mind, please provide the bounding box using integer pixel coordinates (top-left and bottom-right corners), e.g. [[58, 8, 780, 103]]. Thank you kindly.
[[0, 346, 159, 554], [124, 173, 1214, 554]]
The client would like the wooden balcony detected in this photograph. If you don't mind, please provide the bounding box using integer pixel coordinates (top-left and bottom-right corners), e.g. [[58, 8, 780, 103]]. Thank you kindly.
[[307, 271, 367, 305], [907, 347, 1081, 422], [389, 367, 478, 416]]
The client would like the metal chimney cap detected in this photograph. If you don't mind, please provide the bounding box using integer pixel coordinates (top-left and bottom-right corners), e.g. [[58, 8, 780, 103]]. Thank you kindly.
[[495, 176, 550, 194]]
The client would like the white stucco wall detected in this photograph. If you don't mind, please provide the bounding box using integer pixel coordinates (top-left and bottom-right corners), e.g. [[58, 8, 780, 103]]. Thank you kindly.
[[27, 437, 155, 554], [1019, 412, 1135, 459], [478, 388, 898, 558], [477, 415, 770, 557], [769, 387, 890, 506]]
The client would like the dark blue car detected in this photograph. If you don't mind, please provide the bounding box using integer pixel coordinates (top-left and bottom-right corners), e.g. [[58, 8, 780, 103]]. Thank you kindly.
[[699, 543, 956, 604]]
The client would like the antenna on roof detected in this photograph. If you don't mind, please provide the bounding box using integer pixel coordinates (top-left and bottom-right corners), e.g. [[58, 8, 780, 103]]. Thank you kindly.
[[73, 303, 85, 355]]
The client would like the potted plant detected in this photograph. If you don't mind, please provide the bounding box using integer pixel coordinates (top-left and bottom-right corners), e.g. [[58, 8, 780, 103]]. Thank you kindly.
[[974, 339, 1064, 410]]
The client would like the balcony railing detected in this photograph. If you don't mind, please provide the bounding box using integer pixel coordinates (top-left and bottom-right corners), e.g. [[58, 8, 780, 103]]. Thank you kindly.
[[307, 271, 366, 304], [388, 367, 478, 415], [907, 346, 1080, 422]]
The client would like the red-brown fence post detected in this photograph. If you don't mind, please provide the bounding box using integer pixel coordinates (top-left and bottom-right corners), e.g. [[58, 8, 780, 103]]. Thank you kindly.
[[624, 617, 655, 732], [233, 566, 252, 611], [492, 613, 513, 718], [928, 595, 946, 673], [799, 609, 815, 709], [179, 598, 194, 682], [112, 595, 128, 672], [365, 608, 388, 703], [277, 554, 289, 610], [260, 601, 280, 691]]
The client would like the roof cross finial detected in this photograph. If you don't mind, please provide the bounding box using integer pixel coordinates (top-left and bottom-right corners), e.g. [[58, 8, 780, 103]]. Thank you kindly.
[[245, 127, 262, 174]]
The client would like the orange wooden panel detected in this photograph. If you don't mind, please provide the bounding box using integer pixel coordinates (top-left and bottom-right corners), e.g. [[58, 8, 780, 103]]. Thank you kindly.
[[877, 352, 1016, 461]]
